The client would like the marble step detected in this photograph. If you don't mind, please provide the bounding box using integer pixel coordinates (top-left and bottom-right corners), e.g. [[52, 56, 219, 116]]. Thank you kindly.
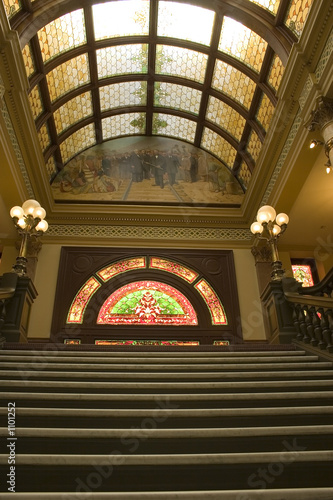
[[1, 490, 333, 500]]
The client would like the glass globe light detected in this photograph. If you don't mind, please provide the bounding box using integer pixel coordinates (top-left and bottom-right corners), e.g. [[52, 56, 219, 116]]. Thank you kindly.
[[36, 220, 48, 232], [33, 206, 46, 220], [17, 217, 27, 228], [250, 222, 263, 235], [10, 206, 24, 218], [22, 199, 40, 215], [272, 224, 281, 236], [276, 213, 289, 226], [257, 205, 276, 223]]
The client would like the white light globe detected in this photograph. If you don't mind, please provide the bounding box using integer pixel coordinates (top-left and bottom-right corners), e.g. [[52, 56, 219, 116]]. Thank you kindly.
[[17, 217, 27, 228], [36, 220, 48, 232], [257, 205, 276, 223], [250, 222, 263, 235], [22, 199, 40, 215], [276, 213, 289, 226], [10, 206, 24, 218], [272, 224, 281, 235], [33, 206, 46, 219]]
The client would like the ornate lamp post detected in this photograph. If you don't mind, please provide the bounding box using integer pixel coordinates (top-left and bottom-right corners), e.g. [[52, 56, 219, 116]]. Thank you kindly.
[[250, 205, 289, 281], [10, 199, 48, 277]]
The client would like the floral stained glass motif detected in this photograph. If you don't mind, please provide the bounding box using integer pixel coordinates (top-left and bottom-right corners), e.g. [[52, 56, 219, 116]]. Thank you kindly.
[[97, 257, 146, 282], [97, 281, 198, 325], [95, 340, 200, 346], [213, 340, 230, 346], [67, 277, 101, 324], [64, 339, 81, 345], [195, 279, 227, 325], [149, 257, 199, 283], [292, 265, 314, 287]]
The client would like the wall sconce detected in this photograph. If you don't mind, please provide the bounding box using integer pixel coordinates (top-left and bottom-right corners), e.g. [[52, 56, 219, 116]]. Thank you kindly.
[[10, 199, 48, 277], [309, 139, 323, 149], [250, 205, 289, 281], [308, 97, 333, 174]]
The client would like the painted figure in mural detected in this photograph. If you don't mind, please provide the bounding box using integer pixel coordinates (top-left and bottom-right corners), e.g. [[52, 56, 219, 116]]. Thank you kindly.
[[130, 150, 143, 182], [164, 151, 180, 186], [141, 149, 153, 179], [208, 160, 231, 193], [190, 152, 199, 183], [152, 150, 166, 188]]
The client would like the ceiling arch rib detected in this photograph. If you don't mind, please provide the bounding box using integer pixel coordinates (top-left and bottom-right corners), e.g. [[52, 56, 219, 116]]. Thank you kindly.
[[10, 0, 314, 190]]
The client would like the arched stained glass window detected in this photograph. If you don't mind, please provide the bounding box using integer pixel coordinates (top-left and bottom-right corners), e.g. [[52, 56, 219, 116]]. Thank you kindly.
[[195, 279, 227, 325], [97, 280, 198, 325], [67, 277, 101, 324]]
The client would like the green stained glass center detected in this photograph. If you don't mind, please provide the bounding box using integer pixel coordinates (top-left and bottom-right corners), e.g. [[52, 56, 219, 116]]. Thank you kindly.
[[111, 289, 184, 315]]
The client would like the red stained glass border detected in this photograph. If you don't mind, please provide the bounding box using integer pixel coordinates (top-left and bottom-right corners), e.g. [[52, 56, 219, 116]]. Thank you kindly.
[[194, 278, 227, 325], [67, 277, 101, 324], [149, 257, 199, 283], [97, 257, 146, 281]]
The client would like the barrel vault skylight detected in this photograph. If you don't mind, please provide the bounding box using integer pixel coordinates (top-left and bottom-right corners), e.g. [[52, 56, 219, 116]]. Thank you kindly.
[[6, 0, 314, 190]]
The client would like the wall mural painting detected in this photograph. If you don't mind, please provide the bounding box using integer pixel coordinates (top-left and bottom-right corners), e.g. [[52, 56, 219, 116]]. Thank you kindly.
[[97, 281, 198, 325], [51, 136, 244, 205]]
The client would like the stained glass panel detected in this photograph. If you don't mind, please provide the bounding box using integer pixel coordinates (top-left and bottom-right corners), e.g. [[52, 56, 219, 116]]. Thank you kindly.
[[38, 10, 86, 63], [292, 265, 315, 287], [22, 44, 35, 78], [95, 340, 200, 346], [3, 0, 21, 19], [206, 97, 246, 141], [213, 340, 230, 345], [195, 279, 227, 325], [97, 257, 146, 282], [37, 123, 51, 153], [28, 85, 44, 120], [156, 45, 208, 84], [60, 124, 95, 164], [92, 0, 149, 40], [247, 130, 262, 162], [212, 60, 256, 110], [248, 0, 280, 14], [238, 161, 252, 189], [158, 1, 214, 46], [64, 339, 81, 345], [267, 54, 285, 91], [100, 82, 147, 111], [256, 93, 275, 131], [46, 54, 90, 102], [201, 128, 237, 168], [218, 17, 267, 73], [45, 156, 58, 180], [149, 257, 199, 283], [102, 113, 146, 140], [54, 92, 93, 134], [96, 45, 148, 79], [154, 82, 202, 115], [285, 0, 314, 38], [67, 277, 101, 324], [152, 114, 196, 142], [97, 281, 198, 325]]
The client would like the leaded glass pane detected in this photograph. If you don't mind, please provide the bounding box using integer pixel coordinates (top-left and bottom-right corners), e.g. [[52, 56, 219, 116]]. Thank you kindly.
[[247, 130, 262, 162], [292, 264, 314, 287], [256, 93, 275, 131], [37, 123, 50, 153], [212, 60, 256, 110], [46, 156, 58, 180], [46, 54, 90, 102], [60, 124, 95, 164], [152, 113, 196, 142], [97, 281, 198, 325], [95, 339, 200, 346], [96, 45, 148, 79], [28, 85, 44, 120], [154, 82, 202, 115], [102, 113, 146, 140], [67, 277, 101, 324], [267, 54, 285, 91], [38, 10, 86, 63], [3, 0, 21, 19], [248, 0, 280, 14], [218, 17, 267, 73], [54, 92, 93, 134], [92, 0, 149, 40], [100, 81, 147, 111], [156, 45, 208, 84], [194, 279, 227, 325], [285, 0, 314, 38], [149, 257, 199, 283], [201, 128, 237, 168], [22, 44, 35, 78], [206, 97, 246, 141], [238, 160, 252, 189], [158, 1, 214, 46], [97, 257, 146, 282]]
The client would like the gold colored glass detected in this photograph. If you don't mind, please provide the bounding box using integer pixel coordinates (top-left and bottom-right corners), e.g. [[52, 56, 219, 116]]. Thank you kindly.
[[201, 128, 237, 168], [152, 113, 196, 142], [54, 92, 93, 134], [154, 82, 202, 115], [100, 81, 147, 111], [206, 97, 246, 141], [60, 124, 95, 164], [46, 54, 90, 102]]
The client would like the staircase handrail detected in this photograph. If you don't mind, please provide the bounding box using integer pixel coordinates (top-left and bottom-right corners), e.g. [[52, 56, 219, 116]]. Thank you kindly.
[[298, 266, 333, 297]]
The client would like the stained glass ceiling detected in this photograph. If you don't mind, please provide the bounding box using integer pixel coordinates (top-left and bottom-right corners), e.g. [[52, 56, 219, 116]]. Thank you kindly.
[[6, 0, 314, 191]]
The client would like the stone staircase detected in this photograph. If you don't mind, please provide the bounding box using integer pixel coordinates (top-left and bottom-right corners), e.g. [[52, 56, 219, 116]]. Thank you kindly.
[[0, 345, 333, 499]]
